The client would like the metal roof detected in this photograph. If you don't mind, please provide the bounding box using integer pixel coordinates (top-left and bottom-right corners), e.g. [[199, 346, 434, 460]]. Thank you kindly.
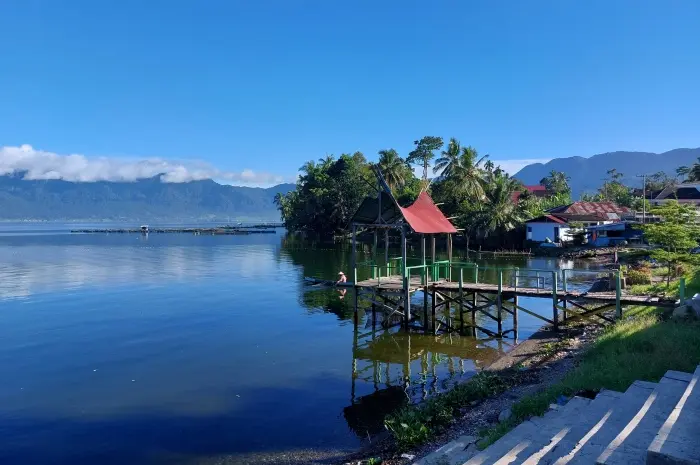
[[351, 191, 457, 234]]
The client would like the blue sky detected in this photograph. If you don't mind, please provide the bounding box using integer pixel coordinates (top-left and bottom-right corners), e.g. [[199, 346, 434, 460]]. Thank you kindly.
[[1, 1, 699, 185]]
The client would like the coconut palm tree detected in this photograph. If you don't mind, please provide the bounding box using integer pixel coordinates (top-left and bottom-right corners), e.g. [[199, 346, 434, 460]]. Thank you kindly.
[[377, 149, 407, 190], [539, 170, 571, 195], [678, 157, 700, 182], [433, 138, 462, 178], [435, 140, 489, 200], [479, 173, 526, 236]]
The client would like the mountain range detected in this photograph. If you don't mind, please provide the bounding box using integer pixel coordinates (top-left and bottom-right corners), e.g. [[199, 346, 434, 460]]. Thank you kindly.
[[0, 173, 294, 221], [514, 148, 700, 198]]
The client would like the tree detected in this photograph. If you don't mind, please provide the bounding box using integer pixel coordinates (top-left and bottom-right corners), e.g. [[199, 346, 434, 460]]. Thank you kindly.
[[646, 171, 675, 193], [597, 169, 633, 207], [434, 139, 488, 200], [377, 149, 409, 191], [677, 157, 700, 182], [407, 136, 443, 186], [643, 200, 699, 286], [276, 152, 375, 236], [539, 171, 571, 195], [478, 172, 526, 237]]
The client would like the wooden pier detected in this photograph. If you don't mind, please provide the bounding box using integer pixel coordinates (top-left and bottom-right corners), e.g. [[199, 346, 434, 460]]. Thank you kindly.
[[335, 167, 679, 341], [350, 264, 678, 339]]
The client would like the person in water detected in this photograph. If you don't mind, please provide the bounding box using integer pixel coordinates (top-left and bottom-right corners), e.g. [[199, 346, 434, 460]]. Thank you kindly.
[[336, 271, 347, 285]]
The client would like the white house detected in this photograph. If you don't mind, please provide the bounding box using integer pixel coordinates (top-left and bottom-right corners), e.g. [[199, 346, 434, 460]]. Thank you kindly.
[[526, 215, 571, 243], [525, 202, 632, 244]]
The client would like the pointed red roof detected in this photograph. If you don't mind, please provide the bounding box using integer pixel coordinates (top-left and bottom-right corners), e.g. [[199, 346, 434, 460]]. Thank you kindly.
[[399, 192, 458, 234]]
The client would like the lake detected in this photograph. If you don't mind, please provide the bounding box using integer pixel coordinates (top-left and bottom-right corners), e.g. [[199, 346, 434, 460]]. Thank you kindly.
[[0, 226, 587, 464]]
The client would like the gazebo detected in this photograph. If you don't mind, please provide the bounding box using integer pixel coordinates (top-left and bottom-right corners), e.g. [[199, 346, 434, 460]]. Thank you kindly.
[[349, 168, 458, 327]]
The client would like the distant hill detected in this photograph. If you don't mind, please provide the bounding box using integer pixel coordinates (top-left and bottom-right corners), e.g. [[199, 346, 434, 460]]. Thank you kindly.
[[0, 173, 295, 221], [514, 148, 700, 198]]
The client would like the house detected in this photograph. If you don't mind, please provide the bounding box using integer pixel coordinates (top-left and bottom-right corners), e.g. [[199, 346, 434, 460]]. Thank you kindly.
[[585, 222, 644, 247], [512, 185, 550, 202], [525, 201, 632, 244], [652, 183, 700, 207]]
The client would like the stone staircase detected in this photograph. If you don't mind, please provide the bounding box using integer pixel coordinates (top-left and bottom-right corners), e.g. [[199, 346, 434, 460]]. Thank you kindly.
[[416, 365, 700, 465]]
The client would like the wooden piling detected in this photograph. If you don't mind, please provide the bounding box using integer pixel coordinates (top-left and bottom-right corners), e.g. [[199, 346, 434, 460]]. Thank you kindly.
[[497, 270, 503, 336]]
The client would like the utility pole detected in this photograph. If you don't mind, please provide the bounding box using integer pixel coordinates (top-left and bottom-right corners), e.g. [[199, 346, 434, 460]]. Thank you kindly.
[[636, 174, 648, 223]]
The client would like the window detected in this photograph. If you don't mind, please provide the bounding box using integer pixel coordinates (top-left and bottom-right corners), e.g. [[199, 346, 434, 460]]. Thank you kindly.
[[527, 226, 532, 232]]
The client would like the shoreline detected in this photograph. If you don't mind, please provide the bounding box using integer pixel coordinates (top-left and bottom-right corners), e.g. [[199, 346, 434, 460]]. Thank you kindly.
[[326, 322, 599, 465]]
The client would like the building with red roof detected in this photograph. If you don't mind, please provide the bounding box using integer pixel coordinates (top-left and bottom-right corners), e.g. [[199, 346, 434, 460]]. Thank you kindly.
[[512, 185, 550, 203]]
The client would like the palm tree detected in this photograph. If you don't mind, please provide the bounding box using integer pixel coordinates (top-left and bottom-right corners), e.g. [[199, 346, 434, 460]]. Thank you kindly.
[[539, 170, 571, 195], [479, 173, 526, 236], [433, 138, 461, 178], [377, 149, 407, 190], [678, 157, 700, 182], [434, 139, 488, 200]]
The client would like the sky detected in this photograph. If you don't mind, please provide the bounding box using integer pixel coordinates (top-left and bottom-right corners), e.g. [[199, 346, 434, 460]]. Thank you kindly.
[[1, 0, 699, 186]]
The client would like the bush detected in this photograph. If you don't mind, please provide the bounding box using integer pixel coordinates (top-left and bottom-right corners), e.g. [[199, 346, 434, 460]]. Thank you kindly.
[[674, 263, 687, 278], [626, 269, 652, 285], [636, 261, 653, 272], [384, 371, 515, 450]]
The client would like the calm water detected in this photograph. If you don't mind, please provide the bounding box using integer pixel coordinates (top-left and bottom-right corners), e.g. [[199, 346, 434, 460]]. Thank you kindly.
[[0, 226, 588, 464]]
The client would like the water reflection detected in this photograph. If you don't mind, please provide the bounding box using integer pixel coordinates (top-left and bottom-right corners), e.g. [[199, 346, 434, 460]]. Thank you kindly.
[[0, 228, 600, 463]]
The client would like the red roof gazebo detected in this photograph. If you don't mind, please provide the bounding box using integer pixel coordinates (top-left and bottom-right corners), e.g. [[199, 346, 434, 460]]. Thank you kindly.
[[349, 168, 458, 286]]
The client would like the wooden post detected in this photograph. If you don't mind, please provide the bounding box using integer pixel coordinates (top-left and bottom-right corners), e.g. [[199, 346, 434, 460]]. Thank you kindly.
[[562, 269, 568, 322], [384, 229, 389, 273], [497, 269, 503, 336], [431, 287, 437, 335], [423, 268, 429, 332], [421, 234, 426, 267], [459, 269, 464, 334], [352, 224, 357, 284], [447, 234, 453, 281], [401, 226, 410, 329], [513, 294, 519, 334], [431, 235, 436, 263], [475, 264, 479, 284], [552, 271, 559, 330], [373, 229, 378, 260], [615, 272, 622, 319], [680, 277, 687, 304]]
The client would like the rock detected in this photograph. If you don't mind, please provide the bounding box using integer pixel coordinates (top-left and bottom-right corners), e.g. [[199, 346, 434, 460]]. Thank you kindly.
[[672, 305, 690, 319], [688, 294, 700, 317], [498, 408, 512, 422], [400, 453, 415, 460]]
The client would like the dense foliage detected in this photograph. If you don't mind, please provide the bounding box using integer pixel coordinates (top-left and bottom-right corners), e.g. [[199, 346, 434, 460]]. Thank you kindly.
[[276, 137, 568, 243], [643, 201, 700, 286]]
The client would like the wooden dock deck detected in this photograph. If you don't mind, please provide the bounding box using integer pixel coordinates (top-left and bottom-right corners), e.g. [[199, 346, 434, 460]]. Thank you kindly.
[[354, 275, 676, 307]]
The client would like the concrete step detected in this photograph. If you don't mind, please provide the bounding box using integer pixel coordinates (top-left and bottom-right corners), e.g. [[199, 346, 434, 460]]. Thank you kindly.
[[526, 381, 660, 465], [596, 373, 692, 465], [413, 395, 595, 465], [461, 391, 623, 465], [647, 365, 700, 465]]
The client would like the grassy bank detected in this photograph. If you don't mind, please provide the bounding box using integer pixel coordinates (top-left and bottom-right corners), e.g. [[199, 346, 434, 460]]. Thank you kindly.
[[479, 305, 700, 447], [384, 265, 700, 456], [628, 263, 700, 298], [384, 371, 525, 450]]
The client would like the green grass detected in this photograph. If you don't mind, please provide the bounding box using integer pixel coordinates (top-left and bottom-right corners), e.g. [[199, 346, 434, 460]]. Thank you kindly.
[[478, 304, 700, 448], [384, 371, 521, 451]]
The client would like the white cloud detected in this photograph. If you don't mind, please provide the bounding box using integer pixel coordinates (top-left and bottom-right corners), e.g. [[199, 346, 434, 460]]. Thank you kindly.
[[0, 145, 288, 186], [491, 158, 552, 176]]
